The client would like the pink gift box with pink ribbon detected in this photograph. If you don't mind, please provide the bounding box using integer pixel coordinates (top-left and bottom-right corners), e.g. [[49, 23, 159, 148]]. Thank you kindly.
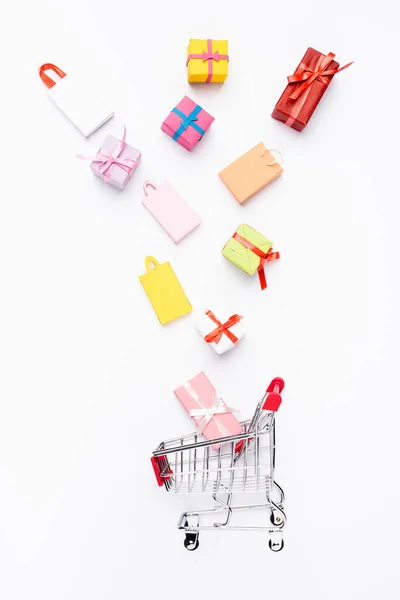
[[174, 372, 243, 449], [76, 126, 141, 190], [161, 96, 214, 151]]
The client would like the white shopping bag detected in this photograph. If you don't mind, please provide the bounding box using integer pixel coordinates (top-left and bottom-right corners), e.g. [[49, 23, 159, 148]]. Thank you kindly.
[[39, 63, 114, 137]]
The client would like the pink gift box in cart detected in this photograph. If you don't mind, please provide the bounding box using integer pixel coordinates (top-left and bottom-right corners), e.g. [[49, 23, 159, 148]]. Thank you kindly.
[[161, 96, 214, 151], [174, 372, 243, 449]]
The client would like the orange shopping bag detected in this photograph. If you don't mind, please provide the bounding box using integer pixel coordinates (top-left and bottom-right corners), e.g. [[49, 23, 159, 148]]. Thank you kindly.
[[219, 143, 283, 204]]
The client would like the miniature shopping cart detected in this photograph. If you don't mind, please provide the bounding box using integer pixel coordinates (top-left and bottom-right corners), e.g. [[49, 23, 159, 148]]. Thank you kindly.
[[151, 377, 286, 551]]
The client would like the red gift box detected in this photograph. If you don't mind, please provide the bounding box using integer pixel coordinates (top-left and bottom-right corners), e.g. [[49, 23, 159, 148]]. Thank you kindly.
[[271, 48, 352, 132]]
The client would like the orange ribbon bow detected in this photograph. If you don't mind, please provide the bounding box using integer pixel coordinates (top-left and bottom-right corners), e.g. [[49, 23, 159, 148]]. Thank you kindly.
[[204, 310, 243, 345], [233, 232, 280, 290]]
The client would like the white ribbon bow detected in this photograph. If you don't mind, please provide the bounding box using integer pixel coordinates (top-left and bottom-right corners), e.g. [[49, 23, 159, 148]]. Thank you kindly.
[[183, 382, 238, 437]]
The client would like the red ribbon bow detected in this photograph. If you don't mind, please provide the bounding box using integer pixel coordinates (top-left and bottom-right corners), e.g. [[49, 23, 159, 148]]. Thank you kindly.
[[204, 310, 243, 345], [288, 52, 353, 101], [284, 52, 353, 128], [233, 232, 280, 290]]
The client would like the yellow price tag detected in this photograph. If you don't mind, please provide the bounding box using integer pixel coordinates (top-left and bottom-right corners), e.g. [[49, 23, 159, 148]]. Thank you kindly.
[[139, 256, 192, 325]]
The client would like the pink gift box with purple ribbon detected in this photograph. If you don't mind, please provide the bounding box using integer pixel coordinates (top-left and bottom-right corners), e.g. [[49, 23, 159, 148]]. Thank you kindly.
[[77, 127, 141, 190], [161, 96, 214, 151]]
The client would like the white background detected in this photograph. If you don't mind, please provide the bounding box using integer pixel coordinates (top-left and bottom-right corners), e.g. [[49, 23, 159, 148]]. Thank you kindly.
[[1, 1, 399, 598]]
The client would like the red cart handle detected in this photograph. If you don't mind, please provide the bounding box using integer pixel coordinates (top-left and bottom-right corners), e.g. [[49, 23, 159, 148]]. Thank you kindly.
[[263, 377, 285, 412], [151, 456, 172, 487], [267, 377, 284, 393], [38, 63, 66, 89]]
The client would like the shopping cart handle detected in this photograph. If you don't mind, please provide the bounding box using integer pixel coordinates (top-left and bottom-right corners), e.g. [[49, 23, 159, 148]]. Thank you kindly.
[[266, 377, 284, 394], [263, 378, 284, 412], [262, 392, 282, 412], [151, 456, 168, 487]]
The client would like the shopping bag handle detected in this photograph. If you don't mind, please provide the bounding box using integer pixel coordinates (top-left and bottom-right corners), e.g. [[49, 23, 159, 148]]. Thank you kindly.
[[38, 63, 67, 89], [143, 181, 158, 195], [144, 256, 161, 272]]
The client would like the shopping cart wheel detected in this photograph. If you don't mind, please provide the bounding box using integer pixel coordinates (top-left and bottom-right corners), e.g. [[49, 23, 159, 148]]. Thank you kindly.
[[184, 532, 200, 551], [269, 538, 284, 552]]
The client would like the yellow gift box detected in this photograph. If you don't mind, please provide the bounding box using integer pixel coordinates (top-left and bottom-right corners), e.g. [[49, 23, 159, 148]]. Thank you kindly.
[[186, 39, 229, 83], [139, 256, 192, 325]]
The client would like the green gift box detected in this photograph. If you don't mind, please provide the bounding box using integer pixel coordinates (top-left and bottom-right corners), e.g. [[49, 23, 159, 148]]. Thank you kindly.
[[222, 224, 279, 290]]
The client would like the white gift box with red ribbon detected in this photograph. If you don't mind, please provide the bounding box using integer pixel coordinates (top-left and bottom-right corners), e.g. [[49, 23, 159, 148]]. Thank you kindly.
[[196, 308, 245, 355]]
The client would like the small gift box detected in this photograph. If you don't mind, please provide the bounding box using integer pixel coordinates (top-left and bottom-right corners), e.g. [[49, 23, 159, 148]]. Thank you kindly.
[[161, 96, 214, 151], [271, 48, 352, 132], [174, 372, 243, 449], [196, 309, 244, 355], [222, 224, 280, 291], [77, 127, 141, 190], [39, 63, 114, 137], [142, 181, 201, 243], [219, 143, 283, 204], [186, 39, 229, 83]]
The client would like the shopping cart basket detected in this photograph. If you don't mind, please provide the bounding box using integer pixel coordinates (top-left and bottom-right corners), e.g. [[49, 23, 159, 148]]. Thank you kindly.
[[151, 377, 286, 551]]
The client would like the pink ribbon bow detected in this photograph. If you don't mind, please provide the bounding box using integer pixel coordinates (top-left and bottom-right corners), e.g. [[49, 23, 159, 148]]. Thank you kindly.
[[186, 39, 229, 83], [202, 50, 223, 61], [76, 126, 137, 181]]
